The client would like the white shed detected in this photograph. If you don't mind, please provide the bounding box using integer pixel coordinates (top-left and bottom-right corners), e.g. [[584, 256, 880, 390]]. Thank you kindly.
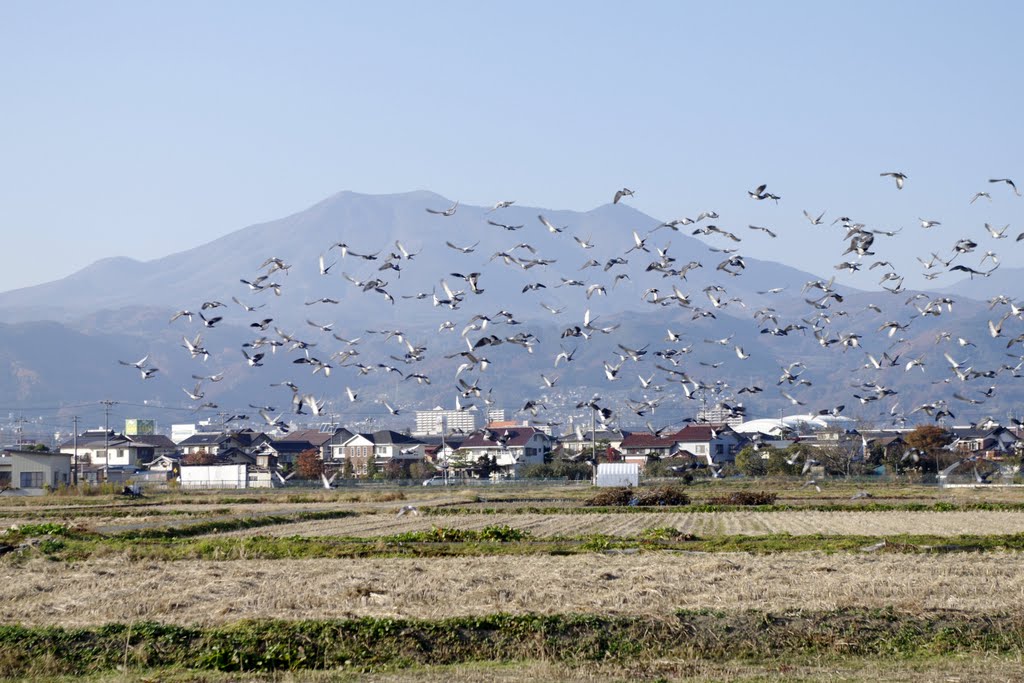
[[180, 464, 248, 489], [596, 463, 639, 487]]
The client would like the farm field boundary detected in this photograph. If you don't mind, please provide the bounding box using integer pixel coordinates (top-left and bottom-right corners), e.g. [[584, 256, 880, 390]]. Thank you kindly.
[[2, 609, 1023, 679]]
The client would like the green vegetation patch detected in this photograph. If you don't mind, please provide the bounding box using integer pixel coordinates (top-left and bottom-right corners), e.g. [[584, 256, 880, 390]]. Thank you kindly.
[[2, 609, 1024, 678], [17, 529, 1024, 563]]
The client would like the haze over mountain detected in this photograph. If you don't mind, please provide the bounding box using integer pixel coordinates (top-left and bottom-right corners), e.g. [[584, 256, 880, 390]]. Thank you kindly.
[[1, 190, 1021, 435]]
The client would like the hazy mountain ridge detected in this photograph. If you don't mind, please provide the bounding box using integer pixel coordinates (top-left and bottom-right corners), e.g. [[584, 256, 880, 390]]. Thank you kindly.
[[0, 190, 1020, 430]]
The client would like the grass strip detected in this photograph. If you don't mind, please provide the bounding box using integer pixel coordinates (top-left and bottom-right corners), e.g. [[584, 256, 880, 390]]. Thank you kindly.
[[2, 608, 1024, 678], [14, 529, 1024, 561]]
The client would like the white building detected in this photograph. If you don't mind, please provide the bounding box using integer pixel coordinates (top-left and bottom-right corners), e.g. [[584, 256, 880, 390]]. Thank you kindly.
[[414, 406, 480, 435]]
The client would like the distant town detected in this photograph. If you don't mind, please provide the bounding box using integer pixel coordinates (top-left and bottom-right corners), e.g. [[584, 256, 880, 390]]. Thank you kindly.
[[2, 402, 1019, 493]]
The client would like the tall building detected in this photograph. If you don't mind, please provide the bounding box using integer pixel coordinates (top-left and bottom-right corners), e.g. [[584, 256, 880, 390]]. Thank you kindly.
[[695, 404, 744, 428], [124, 419, 156, 436], [414, 406, 480, 435]]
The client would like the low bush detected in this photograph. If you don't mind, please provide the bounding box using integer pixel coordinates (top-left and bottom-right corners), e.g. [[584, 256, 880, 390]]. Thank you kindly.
[[370, 491, 406, 502], [707, 491, 777, 506], [584, 488, 635, 506], [584, 486, 690, 507]]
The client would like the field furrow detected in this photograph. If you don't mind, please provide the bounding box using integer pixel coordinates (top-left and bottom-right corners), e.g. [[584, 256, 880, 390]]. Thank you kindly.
[[212, 509, 1024, 539]]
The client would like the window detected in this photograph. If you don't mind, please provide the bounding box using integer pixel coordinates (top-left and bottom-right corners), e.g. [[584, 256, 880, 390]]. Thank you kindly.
[[20, 471, 44, 488], [715, 444, 723, 454], [0, 471, 10, 487]]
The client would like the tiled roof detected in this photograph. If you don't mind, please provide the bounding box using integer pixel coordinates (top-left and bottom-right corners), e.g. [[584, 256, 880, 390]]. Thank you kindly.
[[372, 430, 424, 446], [285, 429, 335, 447], [671, 424, 731, 442], [130, 434, 177, 449], [620, 432, 676, 449], [178, 433, 225, 446], [461, 427, 542, 448], [265, 439, 317, 454], [59, 435, 132, 449]]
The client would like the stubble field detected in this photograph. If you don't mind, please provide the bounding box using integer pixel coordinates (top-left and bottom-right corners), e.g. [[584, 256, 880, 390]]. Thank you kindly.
[[5, 480, 1024, 681]]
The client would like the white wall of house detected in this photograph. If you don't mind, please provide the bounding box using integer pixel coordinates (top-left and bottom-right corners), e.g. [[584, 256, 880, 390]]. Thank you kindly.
[[59, 444, 142, 468]]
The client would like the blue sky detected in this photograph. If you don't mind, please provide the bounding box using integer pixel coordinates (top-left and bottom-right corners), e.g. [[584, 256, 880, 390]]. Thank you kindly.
[[2, 1, 1022, 291]]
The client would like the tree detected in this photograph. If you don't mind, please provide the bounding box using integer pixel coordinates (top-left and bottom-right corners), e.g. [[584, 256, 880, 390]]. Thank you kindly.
[[905, 425, 954, 472], [365, 455, 379, 479], [408, 462, 434, 480], [383, 460, 411, 480], [734, 446, 800, 477], [183, 449, 215, 466], [295, 448, 324, 480], [813, 437, 867, 478], [734, 446, 766, 476], [342, 456, 355, 480]]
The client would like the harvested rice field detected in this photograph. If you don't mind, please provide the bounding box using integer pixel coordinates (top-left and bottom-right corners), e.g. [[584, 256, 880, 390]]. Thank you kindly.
[[7, 551, 1024, 627], [6, 480, 1024, 681], [217, 508, 1024, 538]]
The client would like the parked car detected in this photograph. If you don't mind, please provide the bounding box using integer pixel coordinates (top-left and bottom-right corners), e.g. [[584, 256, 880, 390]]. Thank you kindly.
[[422, 476, 448, 486]]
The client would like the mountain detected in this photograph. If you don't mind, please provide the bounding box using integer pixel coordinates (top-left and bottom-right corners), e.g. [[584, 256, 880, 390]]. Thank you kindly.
[[0, 191, 840, 325], [936, 266, 1024, 301], [1, 190, 1021, 434]]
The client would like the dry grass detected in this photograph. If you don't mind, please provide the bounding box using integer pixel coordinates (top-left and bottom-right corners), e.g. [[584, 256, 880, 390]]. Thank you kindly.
[[22, 655, 1024, 682], [214, 509, 1024, 539], [6, 550, 1024, 627]]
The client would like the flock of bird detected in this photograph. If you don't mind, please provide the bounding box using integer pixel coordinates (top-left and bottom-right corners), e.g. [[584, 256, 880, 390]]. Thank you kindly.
[[116, 175, 1024, 440]]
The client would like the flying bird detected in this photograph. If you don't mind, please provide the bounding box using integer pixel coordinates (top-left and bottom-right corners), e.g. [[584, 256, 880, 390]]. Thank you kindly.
[[613, 188, 635, 204], [425, 200, 458, 216], [989, 178, 1022, 196], [880, 171, 908, 189]]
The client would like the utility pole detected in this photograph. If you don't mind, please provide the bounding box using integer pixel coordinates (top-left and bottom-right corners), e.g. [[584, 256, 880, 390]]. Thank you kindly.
[[12, 416, 28, 447], [100, 400, 117, 472], [72, 416, 79, 486], [591, 407, 597, 486]]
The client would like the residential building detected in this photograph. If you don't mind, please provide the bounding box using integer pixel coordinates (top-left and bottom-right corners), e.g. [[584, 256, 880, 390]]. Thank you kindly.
[[0, 448, 72, 492], [458, 427, 554, 473], [58, 429, 159, 469], [950, 425, 1020, 456], [335, 431, 427, 475], [671, 424, 745, 464], [558, 428, 627, 454]]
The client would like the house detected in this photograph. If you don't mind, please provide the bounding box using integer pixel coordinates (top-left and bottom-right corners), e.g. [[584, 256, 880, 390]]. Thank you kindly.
[[252, 436, 318, 470], [558, 428, 627, 454], [670, 424, 745, 464], [949, 426, 1020, 457], [58, 429, 157, 469], [0, 448, 72, 493], [862, 432, 908, 465], [619, 432, 677, 468], [335, 431, 427, 476], [286, 427, 351, 463], [178, 429, 262, 458], [178, 432, 227, 457], [458, 427, 554, 474], [415, 435, 463, 470], [323, 427, 357, 464], [618, 424, 745, 469], [129, 434, 179, 460], [146, 453, 181, 473]]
